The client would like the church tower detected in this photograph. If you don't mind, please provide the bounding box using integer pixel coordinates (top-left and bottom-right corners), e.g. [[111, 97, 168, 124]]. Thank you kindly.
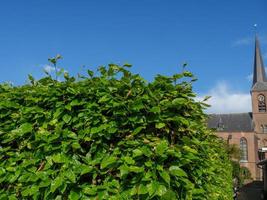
[[251, 36, 267, 134]]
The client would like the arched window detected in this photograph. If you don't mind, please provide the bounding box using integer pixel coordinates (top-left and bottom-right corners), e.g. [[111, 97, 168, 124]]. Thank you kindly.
[[258, 94, 266, 112], [240, 137, 248, 162]]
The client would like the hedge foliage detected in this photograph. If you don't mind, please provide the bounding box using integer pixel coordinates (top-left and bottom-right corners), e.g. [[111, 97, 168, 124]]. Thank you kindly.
[[0, 63, 232, 199]]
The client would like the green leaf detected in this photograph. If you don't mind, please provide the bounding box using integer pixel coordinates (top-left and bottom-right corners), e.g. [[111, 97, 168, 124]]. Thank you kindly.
[[64, 72, 70, 80], [8, 194, 17, 200], [169, 166, 187, 177], [28, 74, 35, 84], [108, 127, 117, 134], [90, 126, 102, 134], [64, 170, 76, 183], [101, 156, 117, 169], [98, 95, 110, 103], [192, 188, 205, 195], [51, 154, 68, 163], [50, 177, 63, 193], [172, 98, 186, 105], [132, 149, 143, 158], [161, 189, 177, 200], [147, 181, 158, 196], [123, 63, 132, 67], [68, 191, 80, 200], [87, 70, 94, 77], [83, 187, 97, 195], [65, 104, 72, 111], [145, 161, 153, 167], [67, 87, 77, 94], [138, 184, 147, 195], [48, 57, 56, 65], [132, 102, 144, 111], [160, 171, 170, 185], [183, 71, 193, 77], [150, 106, 160, 113], [67, 131, 77, 139], [123, 156, 135, 165], [156, 185, 167, 196], [80, 166, 93, 175], [156, 122, 165, 129], [18, 123, 33, 134], [71, 142, 81, 149], [155, 140, 168, 155], [129, 166, 144, 173], [183, 145, 198, 154], [70, 99, 81, 106], [202, 95, 211, 102], [21, 185, 39, 196], [130, 186, 137, 196], [132, 126, 144, 135], [119, 165, 129, 177], [55, 195, 62, 200], [63, 114, 72, 124]]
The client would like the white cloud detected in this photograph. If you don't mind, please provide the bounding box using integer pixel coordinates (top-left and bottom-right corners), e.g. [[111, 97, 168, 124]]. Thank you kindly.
[[43, 64, 55, 73], [264, 52, 267, 59], [197, 82, 251, 114]]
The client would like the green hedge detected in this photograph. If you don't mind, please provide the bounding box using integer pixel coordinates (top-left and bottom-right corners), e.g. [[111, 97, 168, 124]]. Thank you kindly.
[[0, 63, 232, 199]]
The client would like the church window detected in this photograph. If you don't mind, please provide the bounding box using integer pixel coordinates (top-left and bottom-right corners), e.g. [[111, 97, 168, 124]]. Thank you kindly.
[[258, 94, 266, 112], [262, 125, 267, 133], [240, 137, 248, 162]]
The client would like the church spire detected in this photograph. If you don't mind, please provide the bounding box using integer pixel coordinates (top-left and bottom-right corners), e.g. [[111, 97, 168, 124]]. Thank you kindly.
[[252, 36, 266, 86]]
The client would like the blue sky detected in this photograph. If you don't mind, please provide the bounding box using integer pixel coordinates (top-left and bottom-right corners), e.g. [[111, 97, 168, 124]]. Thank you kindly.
[[0, 0, 266, 113]]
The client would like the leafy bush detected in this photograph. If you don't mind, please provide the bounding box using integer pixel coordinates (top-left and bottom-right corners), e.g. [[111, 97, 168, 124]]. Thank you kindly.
[[231, 161, 252, 187], [224, 143, 240, 161], [0, 62, 232, 199], [223, 143, 252, 187]]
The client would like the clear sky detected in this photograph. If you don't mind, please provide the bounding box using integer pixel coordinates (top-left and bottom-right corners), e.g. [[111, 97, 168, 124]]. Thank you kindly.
[[0, 0, 266, 113]]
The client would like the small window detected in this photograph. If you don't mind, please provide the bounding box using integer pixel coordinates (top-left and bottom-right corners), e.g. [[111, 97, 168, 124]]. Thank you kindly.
[[258, 94, 266, 112], [240, 137, 248, 162], [262, 125, 267, 133]]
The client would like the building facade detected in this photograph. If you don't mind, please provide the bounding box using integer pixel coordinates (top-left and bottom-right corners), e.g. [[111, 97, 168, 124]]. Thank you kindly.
[[208, 36, 267, 180]]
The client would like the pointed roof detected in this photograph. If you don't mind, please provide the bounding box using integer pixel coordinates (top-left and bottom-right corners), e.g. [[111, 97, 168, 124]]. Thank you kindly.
[[252, 36, 267, 91]]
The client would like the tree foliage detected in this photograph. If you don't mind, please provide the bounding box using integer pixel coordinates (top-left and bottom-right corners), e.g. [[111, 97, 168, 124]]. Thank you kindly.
[[0, 62, 232, 199], [231, 161, 252, 187], [224, 143, 252, 187]]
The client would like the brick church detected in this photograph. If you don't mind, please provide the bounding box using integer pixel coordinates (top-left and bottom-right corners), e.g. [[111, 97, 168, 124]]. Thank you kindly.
[[208, 36, 267, 180]]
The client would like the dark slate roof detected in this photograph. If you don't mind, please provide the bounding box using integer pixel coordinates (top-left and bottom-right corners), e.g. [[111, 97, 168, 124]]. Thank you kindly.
[[207, 112, 254, 132], [252, 81, 267, 91], [252, 36, 267, 90]]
